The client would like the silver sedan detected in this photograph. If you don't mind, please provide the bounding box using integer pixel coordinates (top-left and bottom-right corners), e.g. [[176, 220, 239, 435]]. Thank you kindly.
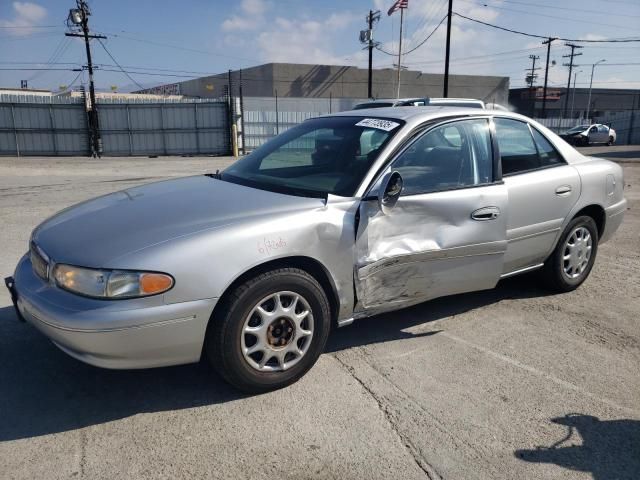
[[6, 108, 627, 392]]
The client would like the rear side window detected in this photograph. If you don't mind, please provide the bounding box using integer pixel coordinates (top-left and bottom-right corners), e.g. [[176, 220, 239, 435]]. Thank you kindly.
[[494, 118, 565, 175], [531, 128, 564, 167], [494, 118, 539, 175]]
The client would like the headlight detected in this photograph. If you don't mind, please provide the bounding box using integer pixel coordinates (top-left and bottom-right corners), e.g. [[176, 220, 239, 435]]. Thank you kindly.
[[53, 264, 174, 299]]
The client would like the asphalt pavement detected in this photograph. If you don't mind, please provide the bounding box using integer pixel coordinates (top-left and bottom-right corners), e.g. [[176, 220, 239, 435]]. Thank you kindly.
[[0, 147, 638, 479]]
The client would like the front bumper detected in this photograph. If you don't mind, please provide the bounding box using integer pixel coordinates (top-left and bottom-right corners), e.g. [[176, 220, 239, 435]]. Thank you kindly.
[[8, 254, 218, 369]]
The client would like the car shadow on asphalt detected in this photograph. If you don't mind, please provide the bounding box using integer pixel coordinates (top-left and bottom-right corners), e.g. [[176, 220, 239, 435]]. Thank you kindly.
[[583, 149, 640, 161], [0, 273, 552, 442], [514, 414, 640, 480], [326, 272, 552, 353]]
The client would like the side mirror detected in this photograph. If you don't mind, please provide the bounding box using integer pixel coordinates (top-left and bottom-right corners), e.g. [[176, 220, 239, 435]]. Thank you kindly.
[[378, 171, 403, 214]]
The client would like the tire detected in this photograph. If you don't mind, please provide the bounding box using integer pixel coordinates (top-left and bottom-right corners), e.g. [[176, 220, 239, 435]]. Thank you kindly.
[[206, 268, 331, 393], [542, 216, 599, 292], [607, 136, 614, 146]]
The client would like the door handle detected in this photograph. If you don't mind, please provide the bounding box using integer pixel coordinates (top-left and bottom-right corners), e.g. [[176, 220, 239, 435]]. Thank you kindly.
[[555, 185, 572, 196], [471, 206, 500, 221]]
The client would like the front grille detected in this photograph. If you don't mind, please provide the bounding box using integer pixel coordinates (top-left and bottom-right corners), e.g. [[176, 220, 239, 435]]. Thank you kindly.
[[30, 242, 49, 281]]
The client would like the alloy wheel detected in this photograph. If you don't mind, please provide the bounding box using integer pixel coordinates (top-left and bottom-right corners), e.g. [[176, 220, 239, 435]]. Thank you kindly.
[[562, 226, 593, 280], [241, 291, 314, 372]]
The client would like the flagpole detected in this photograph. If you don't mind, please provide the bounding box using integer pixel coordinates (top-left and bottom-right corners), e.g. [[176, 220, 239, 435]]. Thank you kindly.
[[396, 7, 404, 99]]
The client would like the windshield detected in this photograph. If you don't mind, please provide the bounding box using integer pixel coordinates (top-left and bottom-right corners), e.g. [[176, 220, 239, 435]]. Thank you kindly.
[[222, 116, 403, 197], [565, 125, 590, 134], [353, 102, 394, 110]]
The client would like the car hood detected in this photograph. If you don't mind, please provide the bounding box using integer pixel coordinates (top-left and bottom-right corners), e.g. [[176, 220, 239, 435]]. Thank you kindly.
[[32, 175, 324, 267]]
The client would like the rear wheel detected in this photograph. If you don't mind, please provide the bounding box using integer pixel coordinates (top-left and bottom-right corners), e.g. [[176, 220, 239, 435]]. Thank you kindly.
[[607, 136, 614, 146], [542, 216, 599, 292], [206, 268, 331, 393]]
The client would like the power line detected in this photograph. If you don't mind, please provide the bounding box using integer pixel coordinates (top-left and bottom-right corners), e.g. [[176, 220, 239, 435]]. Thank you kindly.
[[457, 0, 640, 31], [0, 61, 82, 65], [0, 67, 72, 71], [453, 12, 640, 42], [96, 39, 145, 90], [28, 37, 72, 83], [484, 0, 640, 19], [57, 70, 84, 92], [403, 46, 546, 66], [100, 31, 259, 63], [376, 14, 447, 57], [404, 15, 448, 55], [0, 32, 63, 41], [0, 25, 62, 29], [405, 0, 448, 49]]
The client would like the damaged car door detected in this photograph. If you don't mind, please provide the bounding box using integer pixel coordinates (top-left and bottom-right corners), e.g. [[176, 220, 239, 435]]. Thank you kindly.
[[354, 118, 508, 312]]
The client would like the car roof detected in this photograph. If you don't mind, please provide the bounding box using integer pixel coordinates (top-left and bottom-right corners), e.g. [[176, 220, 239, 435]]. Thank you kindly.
[[359, 98, 425, 104], [328, 105, 518, 122], [428, 97, 483, 102]]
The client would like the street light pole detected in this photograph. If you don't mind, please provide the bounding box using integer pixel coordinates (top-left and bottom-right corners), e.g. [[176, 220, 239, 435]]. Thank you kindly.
[[569, 70, 582, 122], [586, 59, 605, 123]]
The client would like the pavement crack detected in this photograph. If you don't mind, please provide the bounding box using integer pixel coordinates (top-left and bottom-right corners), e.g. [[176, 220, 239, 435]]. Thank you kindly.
[[78, 428, 87, 478], [331, 353, 443, 480]]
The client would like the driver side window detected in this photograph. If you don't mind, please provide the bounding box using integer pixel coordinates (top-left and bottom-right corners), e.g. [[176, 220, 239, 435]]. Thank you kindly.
[[391, 119, 493, 196]]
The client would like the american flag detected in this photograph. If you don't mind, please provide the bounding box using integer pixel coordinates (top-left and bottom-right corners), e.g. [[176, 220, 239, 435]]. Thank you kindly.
[[387, 0, 408, 16]]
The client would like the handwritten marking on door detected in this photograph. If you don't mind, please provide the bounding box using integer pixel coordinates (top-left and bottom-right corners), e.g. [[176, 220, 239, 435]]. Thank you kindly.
[[258, 237, 287, 255]]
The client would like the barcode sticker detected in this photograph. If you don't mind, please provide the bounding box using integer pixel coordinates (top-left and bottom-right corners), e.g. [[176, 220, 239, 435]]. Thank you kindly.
[[355, 118, 401, 131]]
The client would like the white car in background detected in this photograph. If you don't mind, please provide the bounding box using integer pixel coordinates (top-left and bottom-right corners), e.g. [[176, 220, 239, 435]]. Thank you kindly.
[[560, 124, 616, 146]]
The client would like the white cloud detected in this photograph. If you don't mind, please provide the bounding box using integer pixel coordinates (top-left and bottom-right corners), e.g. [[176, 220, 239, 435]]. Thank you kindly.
[[222, 15, 259, 32], [256, 13, 359, 65], [222, 0, 270, 32], [241, 0, 269, 16], [0, 2, 47, 36], [220, 3, 359, 64]]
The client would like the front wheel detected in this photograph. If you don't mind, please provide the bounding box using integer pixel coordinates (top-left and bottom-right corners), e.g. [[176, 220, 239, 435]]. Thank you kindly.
[[206, 268, 331, 393], [541, 216, 599, 292]]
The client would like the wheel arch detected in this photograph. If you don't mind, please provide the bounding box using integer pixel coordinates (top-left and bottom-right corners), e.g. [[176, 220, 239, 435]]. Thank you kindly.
[[573, 204, 606, 239], [204, 256, 341, 348]]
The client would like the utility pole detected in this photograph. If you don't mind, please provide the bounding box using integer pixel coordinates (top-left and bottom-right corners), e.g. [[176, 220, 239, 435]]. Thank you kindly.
[[361, 10, 380, 99], [443, 0, 453, 97], [526, 54, 540, 117], [66, 0, 105, 157], [541, 37, 556, 118], [396, 7, 405, 99], [562, 43, 583, 118]]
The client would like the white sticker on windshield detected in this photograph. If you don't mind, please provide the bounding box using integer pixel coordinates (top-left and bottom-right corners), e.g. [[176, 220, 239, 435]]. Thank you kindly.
[[355, 118, 400, 131]]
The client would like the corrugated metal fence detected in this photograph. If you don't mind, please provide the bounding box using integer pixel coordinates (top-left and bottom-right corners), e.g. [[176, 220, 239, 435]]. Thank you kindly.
[[0, 96, 88, 156], [99, 102, 229, 156], [242, 96, 365, 150], [0, 96, 230, 156]]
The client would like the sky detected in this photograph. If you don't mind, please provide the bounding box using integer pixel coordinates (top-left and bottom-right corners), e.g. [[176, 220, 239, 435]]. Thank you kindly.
[[1, 0, 639, 94]]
